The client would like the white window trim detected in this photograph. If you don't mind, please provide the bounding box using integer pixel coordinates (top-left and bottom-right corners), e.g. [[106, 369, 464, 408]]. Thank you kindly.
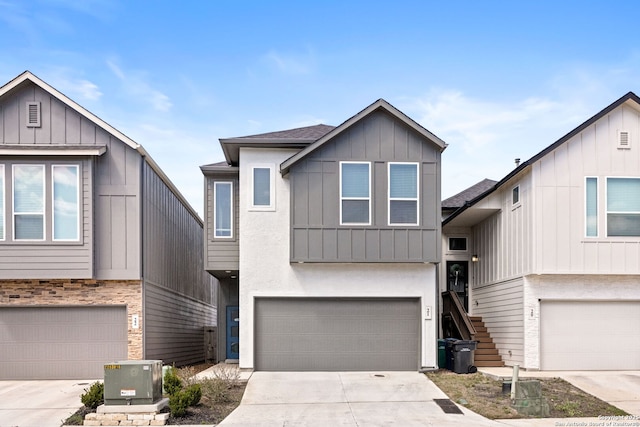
[[12, 164, 46, 241], [339, 161, 371, 226], [585, 176, 598, 238], [512, 185, 521, 207], [52, 164, 80, 242], [214, 181, 233, 239], [605, 176, 640, 238], [448, 237, 468, 252], [249, 164, 275, 211], [388, 162, 419, 226], [0, 165, 4, 241]]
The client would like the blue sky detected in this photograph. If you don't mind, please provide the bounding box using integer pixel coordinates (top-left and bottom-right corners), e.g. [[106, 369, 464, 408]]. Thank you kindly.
[[2, 0, 640, 216]]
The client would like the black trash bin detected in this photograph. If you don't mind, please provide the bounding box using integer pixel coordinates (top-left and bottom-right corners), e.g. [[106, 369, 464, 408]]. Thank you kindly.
[[444, 338, 458, 371], [451, 340, 477, 374]]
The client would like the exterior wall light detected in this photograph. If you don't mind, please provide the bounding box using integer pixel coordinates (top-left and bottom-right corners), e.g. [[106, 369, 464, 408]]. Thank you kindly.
[[471, 255, 479, 262]]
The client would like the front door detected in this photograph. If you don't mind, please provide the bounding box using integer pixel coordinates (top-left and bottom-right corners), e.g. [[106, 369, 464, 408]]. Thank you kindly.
[[447, 261, 469, 312], [226, 306, 239, 360]]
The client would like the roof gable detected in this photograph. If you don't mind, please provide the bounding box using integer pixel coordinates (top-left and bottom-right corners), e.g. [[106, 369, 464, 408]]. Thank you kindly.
[[0, 71, 201, 222], [444, 91, 640, 225], [280, 99, 447, 175]]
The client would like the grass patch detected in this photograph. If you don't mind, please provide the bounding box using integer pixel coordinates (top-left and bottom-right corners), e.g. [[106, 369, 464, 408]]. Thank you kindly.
[[426, 370, 628, 419]]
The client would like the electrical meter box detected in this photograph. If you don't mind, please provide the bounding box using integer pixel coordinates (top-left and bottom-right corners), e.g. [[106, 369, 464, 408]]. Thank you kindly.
[[104, 360, 163, 405]]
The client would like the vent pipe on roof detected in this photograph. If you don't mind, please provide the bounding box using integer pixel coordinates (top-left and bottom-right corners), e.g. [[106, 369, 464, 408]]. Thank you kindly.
[[515, 158, 521, 166]]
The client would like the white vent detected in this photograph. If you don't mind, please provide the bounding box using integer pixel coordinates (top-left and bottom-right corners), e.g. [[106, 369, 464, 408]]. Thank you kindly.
[[26, 102, 41, 128], [618, 130, 630, 149]]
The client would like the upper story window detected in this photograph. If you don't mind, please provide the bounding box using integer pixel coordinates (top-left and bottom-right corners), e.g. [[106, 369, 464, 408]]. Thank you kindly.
[[13, 164, 45, 240], [250, 165, 275, 210], [607, 177, 640, 236], [52, 165, 79, 241], [388, 162, 419, 225], [214, 181, 233, 238], [512, 185, 520, 205], [340, 161, 371, 225], [4, 163, 80, 243], [585, 177, 598, 237]]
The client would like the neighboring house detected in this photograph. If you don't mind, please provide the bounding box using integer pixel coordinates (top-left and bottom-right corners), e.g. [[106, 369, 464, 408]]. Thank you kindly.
[[443, 92, 640, 371], [0, 71, 217, 380], [202, 99, 446, 371]]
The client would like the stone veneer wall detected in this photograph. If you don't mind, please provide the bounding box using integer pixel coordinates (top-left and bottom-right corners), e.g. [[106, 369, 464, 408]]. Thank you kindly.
[[0, 279, 143, 359]]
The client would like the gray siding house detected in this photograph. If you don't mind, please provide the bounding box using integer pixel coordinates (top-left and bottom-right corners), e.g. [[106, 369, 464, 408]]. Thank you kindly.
[[0, 71, 216, 380], [202, 100, 446, 371]]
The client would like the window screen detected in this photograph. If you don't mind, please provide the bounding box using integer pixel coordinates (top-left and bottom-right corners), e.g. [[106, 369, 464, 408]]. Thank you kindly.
[[389, 163, 418, 225], [341, 162, 370, 224], [607, 177, 640, 236]]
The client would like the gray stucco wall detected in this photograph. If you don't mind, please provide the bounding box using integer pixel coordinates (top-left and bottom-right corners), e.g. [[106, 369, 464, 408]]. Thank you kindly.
[[289, 110, 442, 263]]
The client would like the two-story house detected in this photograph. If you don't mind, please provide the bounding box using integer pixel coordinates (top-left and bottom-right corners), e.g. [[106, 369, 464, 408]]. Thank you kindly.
[[0, 71, 217, 380], [202, 99, 446, 371], [443, 92, 640, 371]]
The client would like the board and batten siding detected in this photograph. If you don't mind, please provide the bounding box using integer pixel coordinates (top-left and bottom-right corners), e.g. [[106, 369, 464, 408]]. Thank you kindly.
[[472, 277, 524, 366], [472, 174, 533, 286], [142, 162, 217, 364], [204, 174, 239, 272], [289, 110, 442, 263], [532, 103, 640, 275]]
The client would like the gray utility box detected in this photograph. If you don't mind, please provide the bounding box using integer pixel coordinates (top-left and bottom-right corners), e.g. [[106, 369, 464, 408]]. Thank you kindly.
[[104, 360, 163, 405]]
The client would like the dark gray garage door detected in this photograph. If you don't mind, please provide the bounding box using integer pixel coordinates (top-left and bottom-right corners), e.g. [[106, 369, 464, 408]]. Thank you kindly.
[[255, 298, 420, 371], [0, 306, 127, 379]]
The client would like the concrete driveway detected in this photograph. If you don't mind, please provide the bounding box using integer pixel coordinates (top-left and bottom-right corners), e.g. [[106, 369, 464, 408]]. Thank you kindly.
[[0, 379, 90, 427], [218, 371, 503, 426]]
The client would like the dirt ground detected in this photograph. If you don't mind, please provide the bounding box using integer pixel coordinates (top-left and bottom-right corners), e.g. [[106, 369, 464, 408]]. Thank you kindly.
[[426, 370, 628, 419]]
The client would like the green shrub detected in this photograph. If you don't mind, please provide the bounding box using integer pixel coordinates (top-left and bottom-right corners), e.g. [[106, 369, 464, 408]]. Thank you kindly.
[[168, 389, 191, 417], [80, 381, 104, 409], [184, 384, 202, 406], [164, 366, 183, 396]]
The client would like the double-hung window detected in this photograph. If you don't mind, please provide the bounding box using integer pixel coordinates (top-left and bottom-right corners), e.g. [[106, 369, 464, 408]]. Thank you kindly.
[[388, 162, 419, 225], [214, 181, 233, 238], [340, 162, 370, 225], [607, 177, 640, 236], [250, 165, 275, 210], [13, 164, 45, 240]]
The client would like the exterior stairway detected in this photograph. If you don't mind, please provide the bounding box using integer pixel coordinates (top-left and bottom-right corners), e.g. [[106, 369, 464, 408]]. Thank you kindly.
[[469, 316, 504, 367]]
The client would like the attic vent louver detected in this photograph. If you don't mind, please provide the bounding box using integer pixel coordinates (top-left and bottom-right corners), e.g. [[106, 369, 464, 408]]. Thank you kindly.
[[618, 130, 630, 149], [26, 102, 41, 128]]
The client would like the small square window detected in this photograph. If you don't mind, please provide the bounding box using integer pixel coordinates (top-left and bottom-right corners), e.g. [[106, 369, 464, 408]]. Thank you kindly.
[[449, 237, 467, 251]]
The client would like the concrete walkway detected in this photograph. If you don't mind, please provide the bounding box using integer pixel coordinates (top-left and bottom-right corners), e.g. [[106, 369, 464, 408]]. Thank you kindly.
[[218, 371, 504, 426]]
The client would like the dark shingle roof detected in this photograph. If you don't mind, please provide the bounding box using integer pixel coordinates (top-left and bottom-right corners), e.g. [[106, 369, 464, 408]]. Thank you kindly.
[[442, 179, 497, 208], [237, 124, 335, 140]]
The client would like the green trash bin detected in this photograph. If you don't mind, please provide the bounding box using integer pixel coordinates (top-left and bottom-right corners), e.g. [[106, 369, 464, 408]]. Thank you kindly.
[[438, 339, 446, 369]]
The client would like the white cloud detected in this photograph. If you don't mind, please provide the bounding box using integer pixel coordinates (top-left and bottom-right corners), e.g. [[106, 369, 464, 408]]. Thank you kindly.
[[106, 59, 173, 112], [264, 49, 315, 75]]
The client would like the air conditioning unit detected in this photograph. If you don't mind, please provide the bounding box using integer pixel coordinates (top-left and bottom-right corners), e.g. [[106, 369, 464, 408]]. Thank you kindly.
[[104, 360, 163, 405]]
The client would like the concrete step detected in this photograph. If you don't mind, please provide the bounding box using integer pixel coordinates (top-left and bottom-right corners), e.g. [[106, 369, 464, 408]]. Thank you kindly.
[[475, 360, 505, 367]]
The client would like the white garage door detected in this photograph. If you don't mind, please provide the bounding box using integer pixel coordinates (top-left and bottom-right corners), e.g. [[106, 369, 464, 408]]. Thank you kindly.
[[255, 298, 420, 371], [541, 301, 640, 370], [0, 306, 128, 379]]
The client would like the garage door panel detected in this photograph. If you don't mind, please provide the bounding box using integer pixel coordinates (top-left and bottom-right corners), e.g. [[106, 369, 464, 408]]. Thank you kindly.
[[541, 301, 640, 370], [255, 298, 420, 371], [0, 307, 127, 379]]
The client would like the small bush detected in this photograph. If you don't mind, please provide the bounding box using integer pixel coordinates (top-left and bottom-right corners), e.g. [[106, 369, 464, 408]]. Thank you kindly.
[[176, 365, 199, 387], [201, 377, 232, 403], [80, 381, 104, 409], [164, 366, 183, 396], [168, 389, 192, 417], [213, 364, 240, 388], [184, 383, 202, 406]]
